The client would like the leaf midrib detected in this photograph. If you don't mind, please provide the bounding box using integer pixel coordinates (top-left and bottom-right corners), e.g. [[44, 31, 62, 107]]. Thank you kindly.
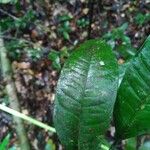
[[78, 49, 93, 148]]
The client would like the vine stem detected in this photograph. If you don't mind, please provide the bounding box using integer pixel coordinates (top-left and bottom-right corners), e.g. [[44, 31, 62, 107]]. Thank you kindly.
[[100, 144, 110, 150]]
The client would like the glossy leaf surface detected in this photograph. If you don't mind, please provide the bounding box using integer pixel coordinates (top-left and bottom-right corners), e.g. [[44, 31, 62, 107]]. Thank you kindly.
[[114, 36, 150, 139], [53, 40, 118, 150]]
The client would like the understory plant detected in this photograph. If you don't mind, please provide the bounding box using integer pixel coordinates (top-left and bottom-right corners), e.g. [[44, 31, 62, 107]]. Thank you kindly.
[[53, 35, 150, 149]]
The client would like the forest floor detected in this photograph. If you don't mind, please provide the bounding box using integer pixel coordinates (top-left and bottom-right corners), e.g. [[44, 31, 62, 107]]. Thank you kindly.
[[0, 0, 150, 149]]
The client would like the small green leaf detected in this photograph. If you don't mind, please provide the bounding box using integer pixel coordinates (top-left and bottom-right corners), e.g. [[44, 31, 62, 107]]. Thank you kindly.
[[63, 31, 70, 40], [135, 13, 150, 26], [124, 138, 136, 150], [98, 136, 110, 150], [77, 18, 89, 28], [45, 139, 56, 150], [48, 50, 61, 70], [119, 23, 128, 32], [54, 40, 118, 149], [58, 14, 73, 22], [116, 45, 136, 60], [114, 35, 150, 139], [0, 134, 10, 150]]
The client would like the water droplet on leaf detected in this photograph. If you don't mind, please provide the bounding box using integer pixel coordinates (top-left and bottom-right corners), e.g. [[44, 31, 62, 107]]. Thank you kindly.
[[100, 61, 105, 66], [141, 105, 145, 110]]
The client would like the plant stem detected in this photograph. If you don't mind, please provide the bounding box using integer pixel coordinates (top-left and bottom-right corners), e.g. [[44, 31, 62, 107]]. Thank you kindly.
[[88, 0, 94, 39], [100, 144, 110, 150], [0, 31, 30, 150], [0, 104, 56, 133]]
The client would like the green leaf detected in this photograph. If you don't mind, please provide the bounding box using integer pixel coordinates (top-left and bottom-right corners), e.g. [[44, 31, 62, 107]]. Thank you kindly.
[[114, 35, 150, 139], [63, 31, 70, 40], [124, 138, 136, 150], [135, 13, 150, 26], [53, 40, 118, 149], [119, 23, 128, 32], [48, 50, 61, 70], [58, 14, 73, 22], [0, 134, 10, 150], [98, 136, 110, 150], [45, 139, 56, 150], [118, 61, 130, 87], [116, 44, 136, 60]]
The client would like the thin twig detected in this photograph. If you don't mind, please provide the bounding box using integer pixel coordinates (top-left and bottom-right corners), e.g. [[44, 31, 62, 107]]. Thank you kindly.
[[97, 0, 103, 12], [0, 35, 35, 46], [0, 8, 20, 21]]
